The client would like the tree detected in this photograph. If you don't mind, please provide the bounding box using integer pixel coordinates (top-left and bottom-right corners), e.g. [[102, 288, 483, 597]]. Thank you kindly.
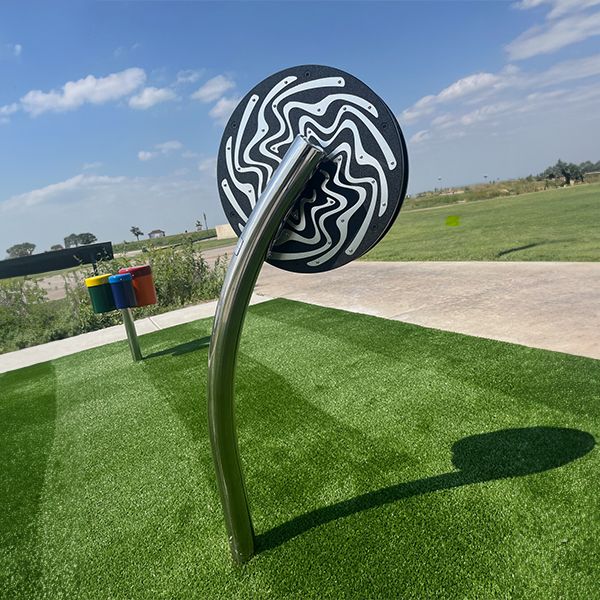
[[203, 212, 208, 231], [64, 233, 79, 248], [130, 226, 143, 241], [50, 244, 64, 251], [539, 159, 585, 186], [6, 242, 36, 258], [195, 219, 203, 232], [77, 232, 97, 245]]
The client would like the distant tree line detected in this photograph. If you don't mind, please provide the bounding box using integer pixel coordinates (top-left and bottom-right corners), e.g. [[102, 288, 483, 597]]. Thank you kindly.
[[64, 232, 97, 248], [536, 159, 600, 186], [5, 232, 98, 259], [5, 242, 36, 258]]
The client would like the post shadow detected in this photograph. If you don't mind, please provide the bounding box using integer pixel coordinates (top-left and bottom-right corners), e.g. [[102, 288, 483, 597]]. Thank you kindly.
[[256, 427, 595, 553], [144, 335, 211, 359]]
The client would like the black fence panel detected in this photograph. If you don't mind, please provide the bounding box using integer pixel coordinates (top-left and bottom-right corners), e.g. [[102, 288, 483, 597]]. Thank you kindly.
[[0, 242, 114, 280]]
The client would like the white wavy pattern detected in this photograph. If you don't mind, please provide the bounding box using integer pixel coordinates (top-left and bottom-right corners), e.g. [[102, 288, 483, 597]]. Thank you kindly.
[[222, 75, 397, 266]]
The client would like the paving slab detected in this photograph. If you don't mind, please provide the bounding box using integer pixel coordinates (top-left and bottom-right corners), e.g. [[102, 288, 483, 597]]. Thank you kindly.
[[255, 261, 600, 360], [2, 261, 598, 374], [0, 293, 270, 374]]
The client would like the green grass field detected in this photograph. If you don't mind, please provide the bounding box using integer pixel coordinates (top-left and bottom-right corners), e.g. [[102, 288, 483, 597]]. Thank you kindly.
[[113, 229, 218, 254], [1, 300, 598, 598], [365, 183, 600, 262]]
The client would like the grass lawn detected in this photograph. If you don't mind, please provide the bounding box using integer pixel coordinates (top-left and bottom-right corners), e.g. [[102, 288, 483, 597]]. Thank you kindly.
[[364, 183, 600, 262], [1, 300, 598, 598], [113, 229, 218, 254], [190, 237, 236, 252]]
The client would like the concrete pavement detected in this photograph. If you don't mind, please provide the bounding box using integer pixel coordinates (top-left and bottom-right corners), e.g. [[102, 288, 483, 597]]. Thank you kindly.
[[0, 293, 270, 374], [255, 261, 600, 360], [1, 260, 598, 374]]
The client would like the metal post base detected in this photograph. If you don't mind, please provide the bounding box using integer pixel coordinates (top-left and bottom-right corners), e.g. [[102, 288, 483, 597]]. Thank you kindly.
[[207, 136, 325, 564], [121, 308, 142, 362]]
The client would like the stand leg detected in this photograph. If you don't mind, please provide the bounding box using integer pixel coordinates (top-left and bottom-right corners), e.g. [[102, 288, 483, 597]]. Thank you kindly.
[[121, 308, 142, 361], [207, 136, 325, 564]]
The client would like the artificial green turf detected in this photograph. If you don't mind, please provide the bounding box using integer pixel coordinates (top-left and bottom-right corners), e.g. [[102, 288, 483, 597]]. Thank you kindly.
[[1, 300, 598, 598], [364, 183, 600, 262]]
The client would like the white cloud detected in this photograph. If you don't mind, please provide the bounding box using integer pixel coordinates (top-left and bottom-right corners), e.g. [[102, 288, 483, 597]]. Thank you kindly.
[[182, 150, 200, 159], [0, 170, 223, 250], [176, 69, 202, 85], [401, 73, 500, 123], [191, 75, 235, 103], [514, 0, 600, 18], [198, 156, 217, 173], [457, 101, 516, 126], [0, 103, 19, 116], [400, 48, 600, 155], [113, 43, 141, 58], [209, 96, 240, 124], [21, 67, 146, 116], [438, 73, 500, 101], [2, 43, 22, 58], [507, 7, 600, 59], [1, 174, 127, 212], [409, 130, 431, 144], [154, 140, 182, 153], [128, 86, 177, 109], [401, 52, 600, 133], [533, 52, 600, 85], [138, 140, 183, 161], [82, 161, 103, 170]]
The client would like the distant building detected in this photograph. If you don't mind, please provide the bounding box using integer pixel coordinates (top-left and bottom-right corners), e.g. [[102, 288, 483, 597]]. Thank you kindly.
[[215, 223, 236, 240], [148, 229, 165, 239]]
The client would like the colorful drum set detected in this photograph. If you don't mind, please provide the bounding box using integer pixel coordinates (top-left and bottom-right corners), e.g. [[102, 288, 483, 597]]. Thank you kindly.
[[85, 265, 157, 361]]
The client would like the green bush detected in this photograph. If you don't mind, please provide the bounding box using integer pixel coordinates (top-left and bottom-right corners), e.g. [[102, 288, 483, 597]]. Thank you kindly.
[[0, 280, 71, 352], [0, 243, 228, 354]]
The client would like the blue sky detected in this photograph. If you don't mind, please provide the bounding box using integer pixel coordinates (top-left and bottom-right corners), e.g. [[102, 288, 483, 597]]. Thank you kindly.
[[1, 0, 600, 252]]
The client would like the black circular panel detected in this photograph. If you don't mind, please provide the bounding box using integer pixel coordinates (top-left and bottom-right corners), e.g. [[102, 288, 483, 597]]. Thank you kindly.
[[217, 64, 409, 273]]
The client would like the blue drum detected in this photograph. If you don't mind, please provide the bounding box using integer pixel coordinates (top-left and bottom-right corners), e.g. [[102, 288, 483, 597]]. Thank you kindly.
[[108, 273, 137, 309]]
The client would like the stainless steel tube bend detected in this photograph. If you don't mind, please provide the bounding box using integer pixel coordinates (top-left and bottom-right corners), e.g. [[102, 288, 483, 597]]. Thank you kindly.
[[207, 136, 325, 564]]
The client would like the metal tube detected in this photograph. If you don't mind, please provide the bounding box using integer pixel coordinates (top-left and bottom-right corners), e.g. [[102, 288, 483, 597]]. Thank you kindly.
[[121, 308, 142, 362], [207, 135, 325, 564]]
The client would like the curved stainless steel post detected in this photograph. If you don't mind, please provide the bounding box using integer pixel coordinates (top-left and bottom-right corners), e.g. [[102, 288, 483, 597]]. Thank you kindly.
[[207, 136, 326, 564]]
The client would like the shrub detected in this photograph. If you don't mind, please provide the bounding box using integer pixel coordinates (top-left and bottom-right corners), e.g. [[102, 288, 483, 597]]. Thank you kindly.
[[0, 279, 71, 352], [0, 244, 228, 354]]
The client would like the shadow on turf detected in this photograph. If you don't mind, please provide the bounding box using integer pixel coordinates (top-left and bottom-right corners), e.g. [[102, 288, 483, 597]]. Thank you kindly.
[[144, 335, 211, 359], [256, 426, 595, 553], [496, 238, 574, 257]]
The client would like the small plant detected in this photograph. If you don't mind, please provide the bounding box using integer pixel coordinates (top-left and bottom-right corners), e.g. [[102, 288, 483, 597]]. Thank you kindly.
[[0, 244, 229, 354]]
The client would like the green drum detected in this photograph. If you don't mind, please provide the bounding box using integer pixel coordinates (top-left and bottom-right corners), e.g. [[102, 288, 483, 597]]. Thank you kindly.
[[85, 274, 117, 313]]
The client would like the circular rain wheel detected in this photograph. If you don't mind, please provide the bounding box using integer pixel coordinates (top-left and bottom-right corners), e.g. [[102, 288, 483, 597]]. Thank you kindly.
[[217, 64, 409, 273]]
